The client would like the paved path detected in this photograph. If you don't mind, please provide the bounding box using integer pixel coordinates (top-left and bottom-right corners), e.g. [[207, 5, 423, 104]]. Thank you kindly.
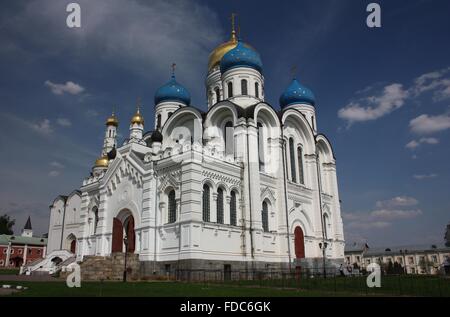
[[0, 288, 20, 295]]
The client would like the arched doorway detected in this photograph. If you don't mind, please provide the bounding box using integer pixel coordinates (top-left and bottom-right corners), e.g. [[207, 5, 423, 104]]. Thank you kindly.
[[70, 239, 76, 253], [66, 234, 77, 254], [294, 226, 305, 259], [111, 212, 135, 253]]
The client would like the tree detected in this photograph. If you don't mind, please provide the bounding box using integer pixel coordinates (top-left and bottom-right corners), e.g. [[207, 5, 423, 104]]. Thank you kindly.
[[0, 214, 15, 235]]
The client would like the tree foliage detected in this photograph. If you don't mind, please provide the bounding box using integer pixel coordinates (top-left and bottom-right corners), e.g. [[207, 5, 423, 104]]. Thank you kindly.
[[0, 214, 15, 235]]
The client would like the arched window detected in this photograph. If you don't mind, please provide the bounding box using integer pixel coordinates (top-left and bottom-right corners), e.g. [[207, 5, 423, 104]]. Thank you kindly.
[[255, 82, 259, 98], [215, 87, 220, 102], [109, 130, 112, 137], [297, 146, 304, 185], [228, 82, 233, 98], [217, 188, 224, 224], [157, 114, 162, 129], [257, 122, 264, 171], [262, 201, 269, 232], [230, 191, 237, 226], [93, 207, 99, 234], [289, 138, 297, 183], [323, 214, 329, 239], [202, 184, 210, 222], [241, 79, 248, 95], [168, 190, 176, 223], [224, 121, 234, 156], [311, 116, 315, 130]]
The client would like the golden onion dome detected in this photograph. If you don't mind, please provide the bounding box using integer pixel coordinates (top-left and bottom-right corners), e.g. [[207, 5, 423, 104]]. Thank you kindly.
[[106, 113, 119, 127], [208, 30, 238, 72], [131, 105, 144, 125], [94, 156, 109, 168]]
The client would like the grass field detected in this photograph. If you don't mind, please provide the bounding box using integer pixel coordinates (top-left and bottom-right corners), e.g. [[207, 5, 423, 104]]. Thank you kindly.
[[0, 269, 19, 275], [1, 275, 449, 297]]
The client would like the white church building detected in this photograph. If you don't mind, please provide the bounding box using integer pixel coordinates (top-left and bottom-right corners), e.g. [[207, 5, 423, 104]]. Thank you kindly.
[[44, 22, 345, 275]]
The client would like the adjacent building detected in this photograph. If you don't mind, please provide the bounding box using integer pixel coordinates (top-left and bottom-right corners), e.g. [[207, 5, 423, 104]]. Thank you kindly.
[[0, 217, 47, 268], [345, 242, 450, 275]]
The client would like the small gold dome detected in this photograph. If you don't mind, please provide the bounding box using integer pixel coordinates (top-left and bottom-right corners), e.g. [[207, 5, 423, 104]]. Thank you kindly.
[[131, 108, 144, 125], [106, 113, 119, 127], [94, 156, 109, 168], [208, 31, 238, 72]]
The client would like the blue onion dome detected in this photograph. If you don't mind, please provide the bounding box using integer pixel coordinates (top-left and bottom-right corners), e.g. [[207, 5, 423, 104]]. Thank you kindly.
[[220, 41, 263, 74], [154, 74, 191, 105], [279, 78, 316, 108]]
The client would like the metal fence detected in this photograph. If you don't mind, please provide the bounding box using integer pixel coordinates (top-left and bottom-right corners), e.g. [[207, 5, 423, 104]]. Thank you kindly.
[[151, 267, 450, 297]]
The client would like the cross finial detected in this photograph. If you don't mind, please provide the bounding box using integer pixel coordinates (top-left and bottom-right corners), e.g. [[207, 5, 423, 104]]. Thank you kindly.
[[230, 13, 237, 41], [290, 65, 298, 79], [171, 63, 176, 78], [136, 97, 141, 113]]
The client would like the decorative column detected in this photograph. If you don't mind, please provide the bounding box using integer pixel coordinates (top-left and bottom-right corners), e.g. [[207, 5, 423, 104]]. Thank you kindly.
[[224, 195, 231, 225], [23, 244, 28, 265], [5, 242, 12, 267], [211, 192, 218, 223]]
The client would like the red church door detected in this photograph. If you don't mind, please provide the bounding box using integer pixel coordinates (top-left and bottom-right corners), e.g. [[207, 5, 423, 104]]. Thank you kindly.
[[112, 217, 123, 253], [294, 226, 305, 259], [70, 239, 76, 253], [126, 216, 135, 253]]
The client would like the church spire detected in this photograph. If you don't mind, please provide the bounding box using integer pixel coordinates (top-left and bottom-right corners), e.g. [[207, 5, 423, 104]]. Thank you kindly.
[[129, 98, 145, 145], [21, 216, 33, 237], [230, 13, 237, 42]]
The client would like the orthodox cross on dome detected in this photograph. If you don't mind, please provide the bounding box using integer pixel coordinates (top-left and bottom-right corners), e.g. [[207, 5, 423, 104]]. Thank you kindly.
[[230, 13, 238, 41], [136, 97, 142, 114], [171, 63, 176, 78], [290, 65, 298, 79]]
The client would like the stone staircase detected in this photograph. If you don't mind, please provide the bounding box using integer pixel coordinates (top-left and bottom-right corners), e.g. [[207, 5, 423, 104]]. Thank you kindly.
[[80, 253, 141, 281]]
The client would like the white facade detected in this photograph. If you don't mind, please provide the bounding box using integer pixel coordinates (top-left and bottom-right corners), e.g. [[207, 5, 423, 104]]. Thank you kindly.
[[46, 27, 345, 272]]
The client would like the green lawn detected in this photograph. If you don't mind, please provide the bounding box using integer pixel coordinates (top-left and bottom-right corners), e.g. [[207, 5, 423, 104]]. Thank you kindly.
[[1, 275, 449, 297], [0, 269, 19, 275], [221, 275, 450, 297], [1, 280, 354, 297]]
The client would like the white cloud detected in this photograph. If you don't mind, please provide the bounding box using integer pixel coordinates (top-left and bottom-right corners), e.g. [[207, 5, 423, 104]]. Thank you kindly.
[[405, 137, 439, 150], [45, 80, 85, 95], [85, 110, 99, 117], [412, 67, 450, 101], [56, 118, 72, 127], [339, 67, 450, 125], [413, 173, 438, 180], [4, 0, 222, 100], [376, 196, 418, 209], [409, 113, 450, 135], [344, 196, 422, 231], [48, 170, 60, 177], [405, 140, 420, 149], [370, 209, 422, 220], [346, 221, 391, 230], [338, 84, 408, 123], [49, 161, 64, 169], [30, 119, 53, 135]]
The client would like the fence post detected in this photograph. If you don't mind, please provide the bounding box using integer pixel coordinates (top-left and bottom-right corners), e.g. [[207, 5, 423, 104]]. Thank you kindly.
[[334, 273, 336, 294]]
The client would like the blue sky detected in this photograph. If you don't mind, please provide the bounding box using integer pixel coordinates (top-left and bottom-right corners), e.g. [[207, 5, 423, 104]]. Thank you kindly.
[[0, 0, 449, 247]]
